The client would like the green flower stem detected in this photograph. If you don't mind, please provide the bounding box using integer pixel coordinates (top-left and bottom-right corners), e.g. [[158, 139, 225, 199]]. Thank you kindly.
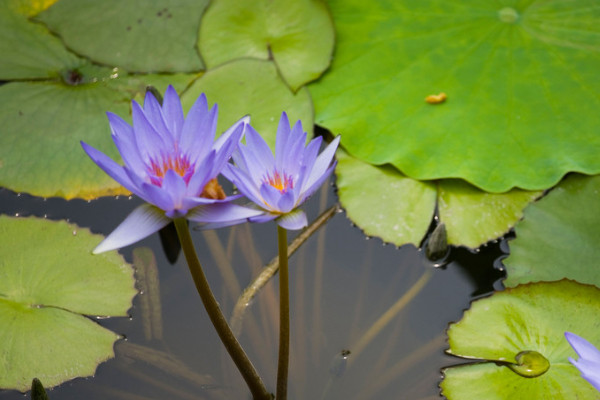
[[276, 225, 290, 400], [173, 218, 271, 400]]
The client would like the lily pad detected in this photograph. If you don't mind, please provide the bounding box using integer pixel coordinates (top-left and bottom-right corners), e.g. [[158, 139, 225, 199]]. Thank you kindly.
[[504, 174, 600, 288], [181, 59, 313, 150], [335, 150, 539, 248], [309, 0, 600, 192], [441, 280, 600, 399], [335, 149, 436, 246], [0, 216, 136, 391], [37, 0, 207, 73], [439, 180, 541, 247], [198, 0, 334, 91], [0, 0, 80, 80]]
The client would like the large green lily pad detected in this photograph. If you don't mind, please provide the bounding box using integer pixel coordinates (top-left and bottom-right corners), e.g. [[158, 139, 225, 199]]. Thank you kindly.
[[181, 59, 313, 150], [198, 0, 334, 91], [504, 174, 600, 288], [0, 0, 79, 80], [310, 0, 600, 192], [37, 0, 207, 73], [0, 216, 136, 391], [335, 150, 539, 248], [442, 280, 600, 399]]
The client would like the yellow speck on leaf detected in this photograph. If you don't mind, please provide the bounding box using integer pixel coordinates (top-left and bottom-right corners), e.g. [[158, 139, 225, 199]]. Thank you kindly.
[[425, 92, 447, 104]]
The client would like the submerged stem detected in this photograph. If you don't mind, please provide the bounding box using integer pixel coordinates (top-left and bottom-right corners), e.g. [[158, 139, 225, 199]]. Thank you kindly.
[[276, 225, 290, 400], [173, 218, 271, 400]]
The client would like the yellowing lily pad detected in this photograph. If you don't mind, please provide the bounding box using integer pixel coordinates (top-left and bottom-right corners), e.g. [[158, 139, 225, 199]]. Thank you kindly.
[[198, 0, 334, 91], [441, 280, 600, 399], [504, 174, 600, 288], [36, 0, 207, 73], [310, 0, 600, 192], [0, 216, 136, 391], [180, 59, 313, 150], [335, 150, 539, 248]]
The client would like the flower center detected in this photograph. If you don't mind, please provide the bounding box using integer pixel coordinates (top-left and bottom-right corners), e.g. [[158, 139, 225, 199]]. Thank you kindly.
[[265, 170, 294, 193], [148, 152, 194, 186]]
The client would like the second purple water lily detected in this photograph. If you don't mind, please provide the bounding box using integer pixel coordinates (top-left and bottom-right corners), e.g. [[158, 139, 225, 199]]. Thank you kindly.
[[223, 112, 340, 230]]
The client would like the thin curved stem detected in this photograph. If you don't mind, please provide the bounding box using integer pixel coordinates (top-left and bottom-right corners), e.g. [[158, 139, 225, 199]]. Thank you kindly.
[[173, 218, 271, 400], [276, 225, 289, 400]]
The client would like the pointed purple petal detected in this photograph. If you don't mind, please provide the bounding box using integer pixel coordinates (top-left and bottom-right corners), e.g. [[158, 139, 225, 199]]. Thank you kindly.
[[209, 123, 245, 178], [188, 203, 264, 224], [180, 94, 215, 162], [225, 165, 266, 207], [303, 135, 340, 191], [81, 141, 139, 194], [214, 115, 249, 151], [276, 209, 307, 230], [93, 204, 170, 254], [566, 332, 600, 363], [278, 119, 306, 173], [162, 85, 184, 140], [132, 101, 169, 161], [107, 113, 146, 175], [298, 163, 335, 205], [244, 124, 275, 171], [185, 150, 216, 198], [275, 112, 291, 163], [143, 90, 171, 139], [161, 169, 187, 213]]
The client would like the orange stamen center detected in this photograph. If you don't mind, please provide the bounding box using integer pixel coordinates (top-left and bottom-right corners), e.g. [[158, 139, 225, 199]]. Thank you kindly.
[[148, 153, 193, 186], [266, 171, 293, 193]]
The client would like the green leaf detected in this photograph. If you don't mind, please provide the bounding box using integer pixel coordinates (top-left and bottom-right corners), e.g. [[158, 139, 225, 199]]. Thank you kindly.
[[309, 0, 600, 192], [180, 59, 313, 150], [504, 174, 600, 288], [335, 150, 539, 248], [0, 0, 80, 80], [0, 79, 129, 199], [198, 0, 334, 91], [37, 0, 207, 73], [0, 216, 136, 391], [335, 149, 436, 246], [439, 180, 541, 247], [441, 281, 600, 399]]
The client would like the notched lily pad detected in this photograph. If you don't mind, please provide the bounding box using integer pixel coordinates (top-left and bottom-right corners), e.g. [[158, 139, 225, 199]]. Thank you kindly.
[[37, 0, 207, 73], [310, 0, 600, 192], [0, 216, 137, 391], [198, 0, 334, 91], [181, 58, 313, 150], [442, 280, 600, 399], [504, 174, 600, 288], [335, 150, 539, 248]]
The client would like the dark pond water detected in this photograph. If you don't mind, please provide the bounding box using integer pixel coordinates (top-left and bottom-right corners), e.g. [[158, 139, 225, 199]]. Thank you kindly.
[[0, 179, 504, 400]]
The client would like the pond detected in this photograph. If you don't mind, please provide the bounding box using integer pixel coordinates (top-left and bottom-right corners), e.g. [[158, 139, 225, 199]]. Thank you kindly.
[[0, 181, 504, 400]]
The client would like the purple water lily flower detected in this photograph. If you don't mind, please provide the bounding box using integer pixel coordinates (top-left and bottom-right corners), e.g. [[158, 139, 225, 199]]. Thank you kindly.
[[223, 112, 340, 230], [81, 86, 262, 253], [565, 332, 600, 392]]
